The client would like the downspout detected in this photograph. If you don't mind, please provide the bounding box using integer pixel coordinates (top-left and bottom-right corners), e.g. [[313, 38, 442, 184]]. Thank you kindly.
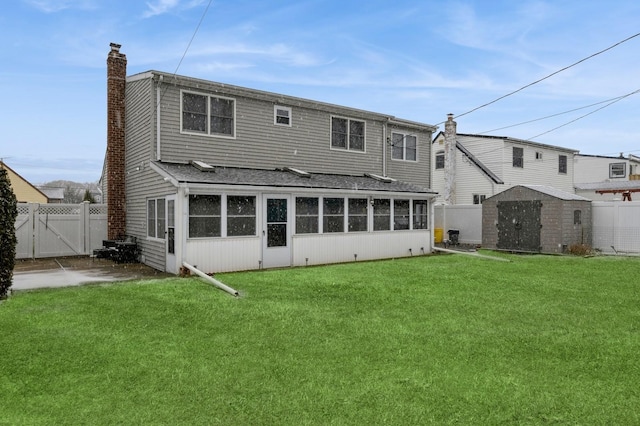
[[182, 262, 239, 297], [156, 75, 163, 161], [382, 120, 388, 177]]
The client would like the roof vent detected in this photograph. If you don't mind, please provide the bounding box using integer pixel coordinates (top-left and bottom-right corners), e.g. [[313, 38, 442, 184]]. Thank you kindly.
[[282, 167, 311, 178], [190, 160, 215, 172], [365, 173, 395, 183]]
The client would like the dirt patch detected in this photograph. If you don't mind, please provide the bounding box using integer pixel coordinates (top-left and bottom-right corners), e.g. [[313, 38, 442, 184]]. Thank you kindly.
[[13, 256, 172, 280]]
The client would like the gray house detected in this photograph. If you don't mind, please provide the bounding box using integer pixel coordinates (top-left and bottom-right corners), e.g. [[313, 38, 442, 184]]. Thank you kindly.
[[101, 44, 438, 274], [482, 185, 592, 254]]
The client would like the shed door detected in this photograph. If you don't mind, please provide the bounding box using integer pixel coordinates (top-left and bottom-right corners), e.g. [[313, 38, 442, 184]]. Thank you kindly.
[[497, 200, 541, 252]]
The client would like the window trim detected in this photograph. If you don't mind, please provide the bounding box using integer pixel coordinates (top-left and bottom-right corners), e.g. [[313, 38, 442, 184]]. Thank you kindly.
[[558, 155, 567, 174], [147, 198, 166, 240], [274, 105, 292, 127], [513, 146, 524, 168], [180, 90, 236, 139], [391, 132, 418, 162], [330, 116, 366, 153], [435, 150, 445, 169], [473, 194, 486, 205], [609, 162, 626, 178]]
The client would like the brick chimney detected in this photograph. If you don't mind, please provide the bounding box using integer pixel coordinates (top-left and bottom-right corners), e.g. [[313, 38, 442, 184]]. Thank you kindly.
[[106, 43, 127, 240], [443, 113, 457, 205]]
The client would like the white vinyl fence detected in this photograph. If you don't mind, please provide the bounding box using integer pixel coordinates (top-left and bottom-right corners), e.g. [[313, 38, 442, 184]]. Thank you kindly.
[[15, 203, 107, 259], [434, 204, 482, 244], [592, 201, 640, 254], [435, 202, 640, 254]]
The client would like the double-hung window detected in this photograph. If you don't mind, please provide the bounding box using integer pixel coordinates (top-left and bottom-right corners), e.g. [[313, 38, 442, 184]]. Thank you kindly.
[[435, 151, 445, 169], [296, 197, 319, 234], [393, 199, 410, 230], [348, 198, 368, 232], [610, 162, 626, 178], [182, 91, 235, 137], [227, 196, 256, 236], [147, 198, 166, 239], [189, 195, 221, 238], [413, 200, 428, 229], [513, 147, 524, 168], [331, 117, 365, 151], [274, 106, 291, 126], [558, 155, 567, 174], [391, 132, 417, 161], [323, 198, 345, 233]]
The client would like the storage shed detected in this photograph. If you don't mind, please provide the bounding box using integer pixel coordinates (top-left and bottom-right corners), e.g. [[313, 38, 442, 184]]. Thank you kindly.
[[482, 185, 592, 254]]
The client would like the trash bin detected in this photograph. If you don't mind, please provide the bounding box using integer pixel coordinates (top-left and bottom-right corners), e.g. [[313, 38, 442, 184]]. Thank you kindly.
[[434, 228, 443, 243], [447, 229, 459, 245]]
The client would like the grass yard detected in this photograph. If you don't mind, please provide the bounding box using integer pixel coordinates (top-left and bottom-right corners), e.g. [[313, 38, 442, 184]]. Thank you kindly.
[[1, 252, 639, 424]]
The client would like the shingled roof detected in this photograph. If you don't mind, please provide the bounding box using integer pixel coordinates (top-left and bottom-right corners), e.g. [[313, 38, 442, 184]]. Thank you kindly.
[[152, 161, 436, 194]]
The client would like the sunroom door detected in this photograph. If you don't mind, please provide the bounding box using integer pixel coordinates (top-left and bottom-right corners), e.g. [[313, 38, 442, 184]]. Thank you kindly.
[[165, 195, 177, 273], [262, 195, 291, 268]]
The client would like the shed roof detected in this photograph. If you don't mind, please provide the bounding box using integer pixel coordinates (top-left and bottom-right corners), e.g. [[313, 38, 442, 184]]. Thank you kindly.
[[519, 185, 591, 201], [152, 161, 437, 195]]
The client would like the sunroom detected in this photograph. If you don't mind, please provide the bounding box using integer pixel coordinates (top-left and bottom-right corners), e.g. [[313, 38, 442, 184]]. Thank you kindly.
[[149, 161, 437, 274]]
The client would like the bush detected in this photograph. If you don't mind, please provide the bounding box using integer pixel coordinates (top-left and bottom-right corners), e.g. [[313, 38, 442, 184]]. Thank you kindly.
[[0, 167, 18, 299], [568, 243, 593, 256]]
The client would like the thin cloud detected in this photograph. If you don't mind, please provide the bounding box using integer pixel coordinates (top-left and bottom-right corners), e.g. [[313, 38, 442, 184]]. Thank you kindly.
[[142, 0, 204, 18], [25, 0, 97, 13]]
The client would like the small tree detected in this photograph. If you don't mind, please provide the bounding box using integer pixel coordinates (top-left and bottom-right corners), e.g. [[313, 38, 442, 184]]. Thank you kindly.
[[83, 189, 96, 203], [0, 167, 18, 299]]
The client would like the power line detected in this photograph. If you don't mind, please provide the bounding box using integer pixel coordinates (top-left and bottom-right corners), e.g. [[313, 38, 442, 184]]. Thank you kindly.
[[528, 88, 640, 140], [441, 31, 640, 124], [478, 94, 630, 134]]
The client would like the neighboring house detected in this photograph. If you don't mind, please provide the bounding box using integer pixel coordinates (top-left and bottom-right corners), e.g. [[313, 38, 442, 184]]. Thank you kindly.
[[0, 161, 48, 203], [431, 115, 577, 205], [38, 187, 64, 203], [574, 153, 640, 201], [101, 44, 438, 274]]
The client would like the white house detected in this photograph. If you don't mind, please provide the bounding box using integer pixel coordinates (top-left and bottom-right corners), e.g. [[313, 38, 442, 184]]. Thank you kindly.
[[431, 115, 578, 205], [574, 153, 640, 201]]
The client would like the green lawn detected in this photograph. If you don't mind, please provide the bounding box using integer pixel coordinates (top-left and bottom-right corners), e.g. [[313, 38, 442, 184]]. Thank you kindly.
[[1, 253, 639, 424]]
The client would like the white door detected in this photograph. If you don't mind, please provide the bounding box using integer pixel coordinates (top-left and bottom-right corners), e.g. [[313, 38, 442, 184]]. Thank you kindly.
[[165, 195, 177, 273], [262, 195, 291, 268]]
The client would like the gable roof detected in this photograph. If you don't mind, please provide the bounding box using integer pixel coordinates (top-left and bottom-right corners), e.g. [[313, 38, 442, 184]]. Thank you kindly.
[[433, 131, 578, 153], [151, 161, 436, 195], [0, 161, 49, 203], [520, 184, 590, 201]]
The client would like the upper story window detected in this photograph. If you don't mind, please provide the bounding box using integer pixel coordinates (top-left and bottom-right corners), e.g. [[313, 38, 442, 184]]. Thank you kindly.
[[182, 91, 235, 138], [513, 147, 524, 168], [558, 155, 567, 174], [274, 105, 291, 127], [610, 162, 626, 178], [435, 150, 445, 169], [331, 117, 365, 152], [473, 194, 486, 205], [535, 151, 543, 160], [391, 132, 417, 161]]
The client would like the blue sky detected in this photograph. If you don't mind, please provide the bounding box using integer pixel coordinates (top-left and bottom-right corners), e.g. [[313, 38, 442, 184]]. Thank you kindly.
[[2, 0, 639, 183]]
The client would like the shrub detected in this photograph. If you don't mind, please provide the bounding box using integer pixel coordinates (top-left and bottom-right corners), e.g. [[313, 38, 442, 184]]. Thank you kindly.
[[0, 167, 18, 299], [568, 243, 593, 256]]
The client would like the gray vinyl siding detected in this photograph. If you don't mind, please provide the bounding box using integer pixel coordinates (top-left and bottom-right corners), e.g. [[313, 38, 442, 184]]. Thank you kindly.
[[124, 77, 173, 271], [156, 81, 384, 175], [386, 127, 431, 187]]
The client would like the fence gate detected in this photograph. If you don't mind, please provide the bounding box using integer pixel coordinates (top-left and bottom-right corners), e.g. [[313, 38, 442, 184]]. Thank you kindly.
[[15, 203, 107, 259]]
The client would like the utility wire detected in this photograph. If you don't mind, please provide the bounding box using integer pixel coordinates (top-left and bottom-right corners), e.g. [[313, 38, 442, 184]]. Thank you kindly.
[[478, 94, 630, 134], [528, 88, 640, 140], [171, 0, 213, 78], [439, 31, 640, 124]]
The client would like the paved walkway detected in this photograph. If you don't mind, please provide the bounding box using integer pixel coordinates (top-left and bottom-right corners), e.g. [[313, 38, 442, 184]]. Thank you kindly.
[[12, 257, 172, 291]]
